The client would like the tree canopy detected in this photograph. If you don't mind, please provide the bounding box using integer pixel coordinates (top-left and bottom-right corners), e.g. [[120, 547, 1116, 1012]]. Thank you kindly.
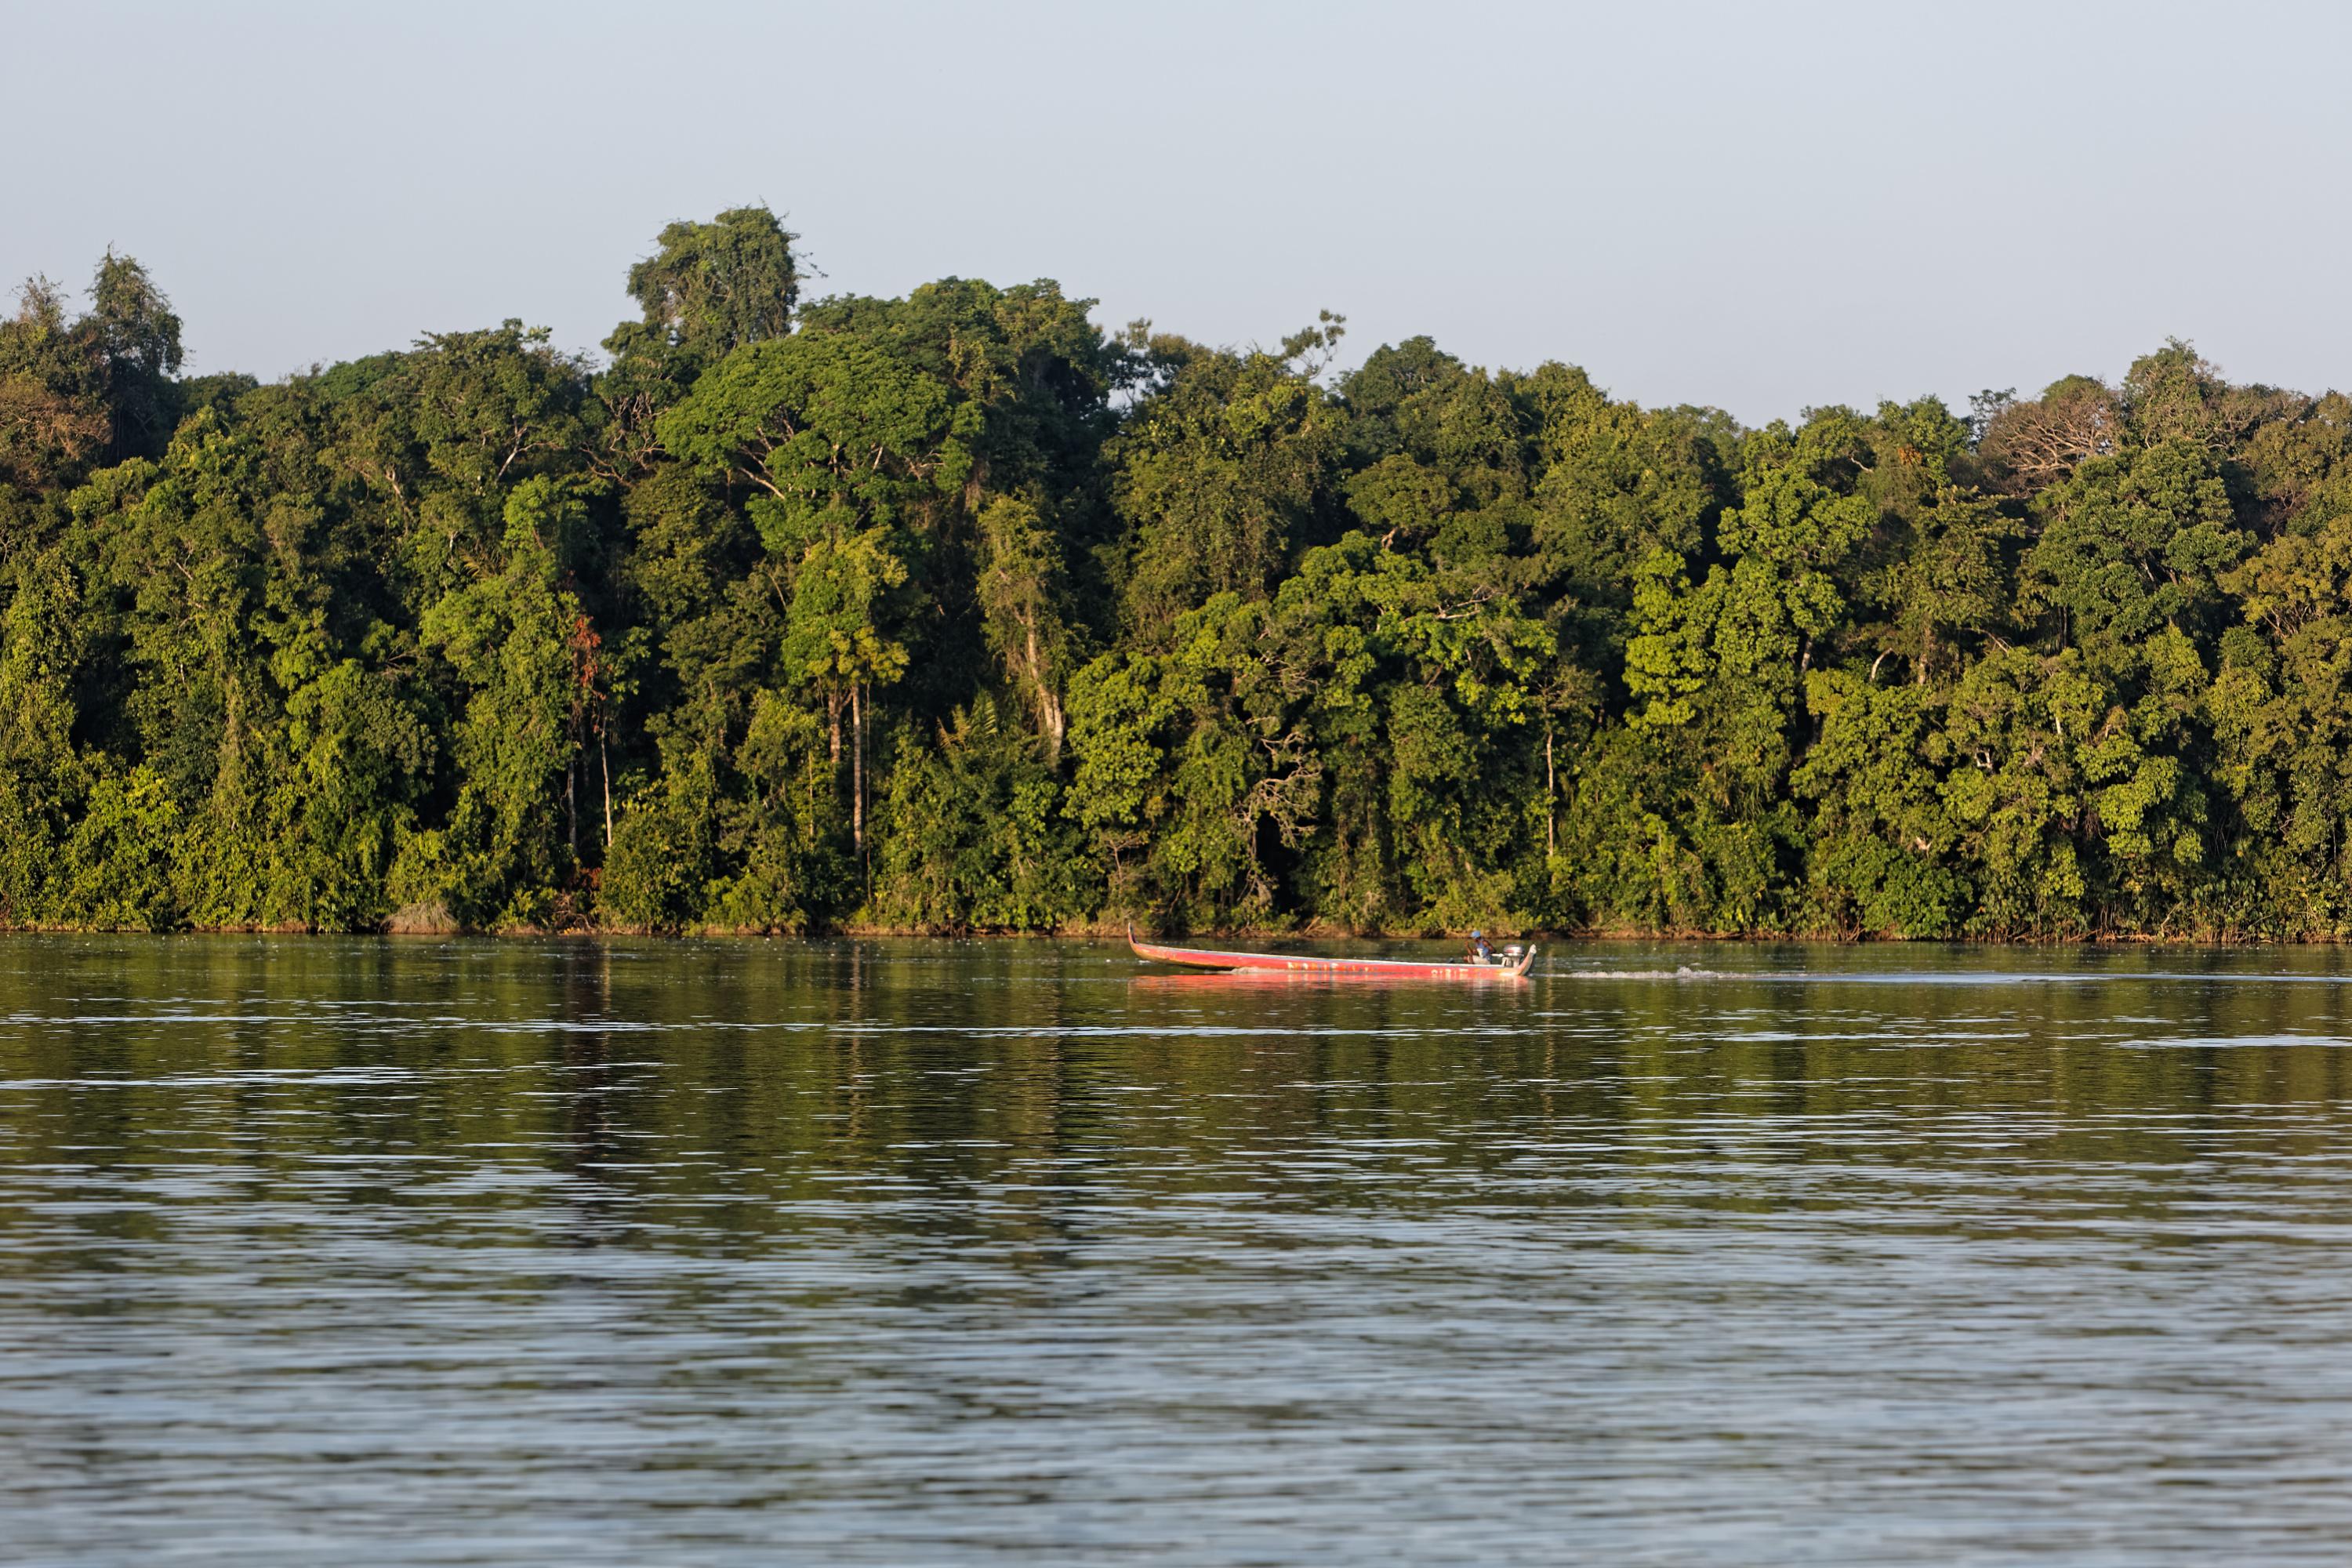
[[5, 219, 2351, 940]]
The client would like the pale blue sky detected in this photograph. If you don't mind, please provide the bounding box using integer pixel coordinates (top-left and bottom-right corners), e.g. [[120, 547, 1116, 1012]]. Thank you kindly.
[[7, 0, 2349, 421]]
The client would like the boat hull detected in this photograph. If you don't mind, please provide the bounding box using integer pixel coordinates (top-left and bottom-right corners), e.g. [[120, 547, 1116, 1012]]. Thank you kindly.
[[1128, 935, 1534, 980]]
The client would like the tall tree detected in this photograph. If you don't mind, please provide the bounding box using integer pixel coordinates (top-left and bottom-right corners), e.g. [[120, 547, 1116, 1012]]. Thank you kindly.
[[611, 205, 800, 370]]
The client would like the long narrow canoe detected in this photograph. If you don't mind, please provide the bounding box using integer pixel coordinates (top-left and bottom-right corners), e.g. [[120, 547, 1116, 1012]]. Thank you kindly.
[[1128, 932, 1536, 980]]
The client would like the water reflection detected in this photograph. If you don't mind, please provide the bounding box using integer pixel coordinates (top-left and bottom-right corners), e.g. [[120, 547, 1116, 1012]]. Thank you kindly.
[[5, 938, 2352, 1563]]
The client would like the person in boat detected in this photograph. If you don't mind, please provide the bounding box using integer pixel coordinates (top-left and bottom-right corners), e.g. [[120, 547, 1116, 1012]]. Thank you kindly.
[[1466, 930, 1497, 965]]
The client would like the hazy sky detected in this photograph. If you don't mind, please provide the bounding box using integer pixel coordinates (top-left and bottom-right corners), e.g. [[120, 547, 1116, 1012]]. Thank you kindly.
[[8, 0, 2349, 422]]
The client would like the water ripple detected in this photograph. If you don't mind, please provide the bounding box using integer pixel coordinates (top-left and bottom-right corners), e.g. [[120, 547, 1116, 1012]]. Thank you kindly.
[[5, 938, 2352, 1563]]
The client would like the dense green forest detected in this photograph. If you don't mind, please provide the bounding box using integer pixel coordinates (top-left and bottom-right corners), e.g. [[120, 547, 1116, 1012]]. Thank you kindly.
[[6, 209, 2352, 940]]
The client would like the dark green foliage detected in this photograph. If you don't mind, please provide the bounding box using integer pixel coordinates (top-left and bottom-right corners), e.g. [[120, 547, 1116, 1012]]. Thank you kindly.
[[870, 698, 1091, 931], [13, 221, 2352, 938], [614, 206, 800, 371]]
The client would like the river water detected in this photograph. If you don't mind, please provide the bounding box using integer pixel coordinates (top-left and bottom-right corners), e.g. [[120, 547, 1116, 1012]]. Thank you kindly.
[[6, 937, 2352, 1563]]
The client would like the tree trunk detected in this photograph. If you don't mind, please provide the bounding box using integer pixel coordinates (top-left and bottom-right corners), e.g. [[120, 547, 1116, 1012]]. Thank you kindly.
[[600, 728, 614, 848], [1041, 689, 1065, 768], [1024, 619, 1064, 765], [1544, 722, 1555, 858], [851, 681, 865, 856]]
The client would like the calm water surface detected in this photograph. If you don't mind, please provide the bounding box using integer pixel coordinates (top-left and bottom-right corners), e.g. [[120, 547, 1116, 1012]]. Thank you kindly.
[[7, 936, 2352, 1563]]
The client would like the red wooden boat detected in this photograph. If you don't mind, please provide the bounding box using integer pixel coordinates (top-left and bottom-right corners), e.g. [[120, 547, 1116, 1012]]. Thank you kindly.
[[1127, 931, 1536, 980]]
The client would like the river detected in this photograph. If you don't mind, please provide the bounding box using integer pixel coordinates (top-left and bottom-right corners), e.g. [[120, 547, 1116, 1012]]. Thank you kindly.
[[5, 936, 2352, 1563]]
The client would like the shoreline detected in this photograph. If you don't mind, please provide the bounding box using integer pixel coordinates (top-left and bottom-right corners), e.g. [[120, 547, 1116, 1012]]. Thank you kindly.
[[0, 923, 2333, 947]]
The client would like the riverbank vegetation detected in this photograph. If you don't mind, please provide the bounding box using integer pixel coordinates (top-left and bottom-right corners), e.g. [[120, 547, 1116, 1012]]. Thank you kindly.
[[7, 211, 2352, 939]]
